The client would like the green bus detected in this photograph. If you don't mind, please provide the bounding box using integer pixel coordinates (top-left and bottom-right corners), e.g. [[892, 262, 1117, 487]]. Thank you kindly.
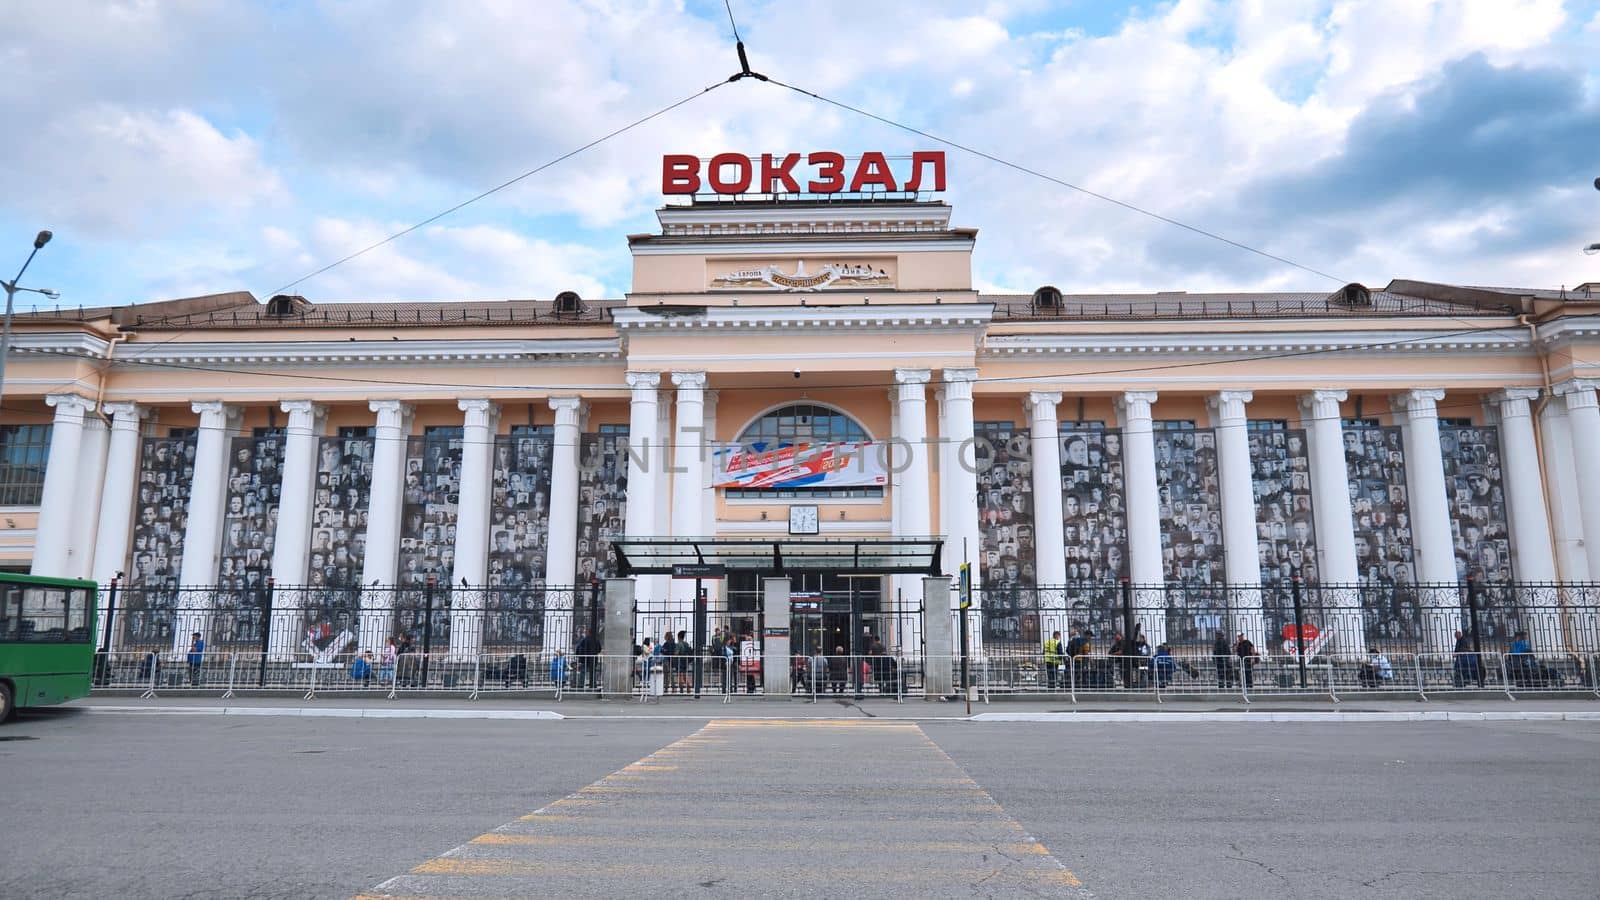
[[0, 573, 98, 721]]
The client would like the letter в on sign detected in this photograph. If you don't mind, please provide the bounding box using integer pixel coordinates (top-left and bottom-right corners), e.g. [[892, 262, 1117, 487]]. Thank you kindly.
[[708, 153, 753, 194], [761, 153, 802, 193], [807, 151, 846, 193], [904, 151, 947, 192], [662, 155, 701, 194], [848, 151, 898, 192]]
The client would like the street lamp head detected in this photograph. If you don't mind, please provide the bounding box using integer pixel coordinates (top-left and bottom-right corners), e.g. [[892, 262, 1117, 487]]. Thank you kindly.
[[1585, 243, 1600, 256], [33, 230, 52, 249], [38, 288, 60, 299]]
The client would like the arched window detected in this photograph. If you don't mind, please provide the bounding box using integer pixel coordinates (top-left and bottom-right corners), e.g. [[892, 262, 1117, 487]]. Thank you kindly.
[[726, 403, 882, 499]]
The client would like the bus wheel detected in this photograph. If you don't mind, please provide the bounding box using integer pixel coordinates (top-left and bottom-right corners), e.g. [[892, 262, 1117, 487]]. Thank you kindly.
[[0, 682, 12, 723]]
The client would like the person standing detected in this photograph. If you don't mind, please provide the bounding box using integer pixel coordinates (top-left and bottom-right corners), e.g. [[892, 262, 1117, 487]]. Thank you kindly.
[[1233, 633, 1257, 690], [657, 632, 676, 693], [380, 637, 398, 684], [1212, 632, 1233, 688], [575, 627, 602, 692], [1452, 629, 1481, 687], [1043, 631, 1065, 691], [186, 632, 205, 685]]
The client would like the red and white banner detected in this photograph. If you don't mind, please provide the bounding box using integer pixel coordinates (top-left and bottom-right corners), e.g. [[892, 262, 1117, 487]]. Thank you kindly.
[[712, 441, 886, 490]]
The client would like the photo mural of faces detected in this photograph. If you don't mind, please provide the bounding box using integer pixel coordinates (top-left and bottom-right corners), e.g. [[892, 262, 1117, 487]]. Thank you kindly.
[[1248, 426, 1317, 587], [975, 421, 1038, 646], [575, 431, 628, 584], [1153, 427, 1224, 586], [214, 431, 284, 645], [1439, 423, 1511, 582], [1341, 424, 1415, 588], [488, 432, 553, 588], [398, 429, 463, 587], [307, 435, 374, 591], [1057, 426, 1128, 583], [124, 432, 198, 646]]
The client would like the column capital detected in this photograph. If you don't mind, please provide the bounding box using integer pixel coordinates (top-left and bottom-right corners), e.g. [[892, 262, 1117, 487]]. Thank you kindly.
[[548, 396, 585, 427], [625, 370, 662, 392], [1207, 390, 1253, 422], [1554, 379, 1600, 410], [1300, 389, 1347, 418], [1022, 391, 1063, 424], [101, 401, 145, 430], [1117, 390, 1158, 420], [1391, 388, 1446, 420], [942, 368, 978, 402], [190, 401, 238, 430], [368, 399, 414, 431], [45, 393, 96, 417], [894, 368, 932, 386], [279, 399, 326, 421], [670, 370, 707, 391], [1489, 388, 1540, 419]]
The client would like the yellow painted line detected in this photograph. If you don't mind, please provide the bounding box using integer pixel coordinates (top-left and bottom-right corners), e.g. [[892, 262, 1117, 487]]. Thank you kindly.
[[623, 763, 679, 771], [515, 813, 577, 822], [412, 858, 532, 876], [466, 833, 1054, 854]]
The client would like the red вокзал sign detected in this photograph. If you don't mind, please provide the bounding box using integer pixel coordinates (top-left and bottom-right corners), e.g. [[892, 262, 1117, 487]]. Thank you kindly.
[[662, 151, 946, 195]]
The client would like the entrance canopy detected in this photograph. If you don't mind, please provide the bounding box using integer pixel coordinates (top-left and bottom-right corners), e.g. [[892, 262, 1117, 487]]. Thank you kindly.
[[610, 536, 943, 577]]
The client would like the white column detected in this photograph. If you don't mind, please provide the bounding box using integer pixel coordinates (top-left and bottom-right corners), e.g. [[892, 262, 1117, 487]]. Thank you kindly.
[[68, 413, 111, 579], [670, 371, 707, 610], [1490, 388, 1561, 652], [624, 372, 663, 603], [449, 399, 496, 659], [542, 397, 584, 650], [269, 401, 325, 587], [1300, 390, 1360, 656], [31, 394, 95, 576], [1556, 380, 1600, 582], [1393, 389, 1456, 652], [175, 401, 237, 650], [1117, 391, 1165, 645], [1208, 391, 1265, 647], [654, 387, 672, 543], [895, 369, 933, 611], [91, 403, 146, 585], [1538, 395, 1590, 582], [356, 400, 411, 653], [942, 369, 981, 604], [701, 390, 719, 610], [1025, 391, 1067, 588]]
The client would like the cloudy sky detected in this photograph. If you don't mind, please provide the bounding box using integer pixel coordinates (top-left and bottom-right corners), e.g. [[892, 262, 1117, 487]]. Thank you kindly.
[[2, 0, 1597, 310]]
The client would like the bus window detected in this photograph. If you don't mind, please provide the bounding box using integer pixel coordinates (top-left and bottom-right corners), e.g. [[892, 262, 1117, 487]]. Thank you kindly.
[[1, 587, 73, 642]]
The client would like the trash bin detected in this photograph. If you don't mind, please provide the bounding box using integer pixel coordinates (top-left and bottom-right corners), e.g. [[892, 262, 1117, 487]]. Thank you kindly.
[[649, 667, 665, 697]]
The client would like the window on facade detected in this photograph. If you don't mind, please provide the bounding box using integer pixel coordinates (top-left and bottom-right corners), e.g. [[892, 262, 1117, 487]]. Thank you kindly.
[[1152, 420, 1196, 431], [1247, 420, 1288, 433], [1342, 417, 1381, 429], [338, 426, 375, 439], [0, 424, 51, 506], [1439, 417, 1473, 428], [166, 427, 197, 439], [508, 424, 554, 437], [725, 404, 883, 500]]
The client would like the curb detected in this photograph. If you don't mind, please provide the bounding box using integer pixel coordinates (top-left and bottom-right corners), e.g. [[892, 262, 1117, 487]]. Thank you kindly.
[[968, 711, 1600, 723], [76, 705, 564, 721]]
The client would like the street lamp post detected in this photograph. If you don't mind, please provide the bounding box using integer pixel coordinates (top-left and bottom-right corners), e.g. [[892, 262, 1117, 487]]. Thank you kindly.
[[0, 230, 59, 404]]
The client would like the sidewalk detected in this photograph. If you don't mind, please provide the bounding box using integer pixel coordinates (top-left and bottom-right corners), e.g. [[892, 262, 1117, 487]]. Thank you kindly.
[[68, 692, 1600, 721]]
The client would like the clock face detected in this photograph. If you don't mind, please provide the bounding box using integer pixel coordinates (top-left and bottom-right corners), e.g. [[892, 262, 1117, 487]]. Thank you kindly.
[[788, 505, 819, 535]]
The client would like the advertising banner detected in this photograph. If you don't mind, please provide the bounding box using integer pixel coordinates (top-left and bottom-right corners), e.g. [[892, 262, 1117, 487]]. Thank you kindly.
[[712, 441, 886, 490]]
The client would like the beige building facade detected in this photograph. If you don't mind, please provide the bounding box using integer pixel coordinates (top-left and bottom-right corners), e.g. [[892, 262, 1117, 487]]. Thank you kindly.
[[3, 197, 1600, 658]]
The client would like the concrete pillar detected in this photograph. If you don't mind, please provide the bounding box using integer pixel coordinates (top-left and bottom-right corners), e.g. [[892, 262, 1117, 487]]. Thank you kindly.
[[602, 577, 636, 695], [701, 390, 719, 611], [543, 397, 584, 648], [923, 576, 954, 696], [1300, 390, 1360, 657], [889, 389, 906, 603], [941, 369, 981, 584], [1025, 391, 1067, 589], [1208, 391, 1265, 647], [670, 372, 707, 612], [894, 369, 933, 611], [762, 576, 791, 695], [623, 372, 663, 602], [1538, 395, 1591, 583], [356, 400, 411, 652], [1556, 381, 1600, 583], [91, 402, 146, 586], [269, 401, 325, 588], [449, 399, 497, 658], [66, 414, 110, 580], [1392, 389, 1456, 652], [1488, 388, 1561, 651], [175, 401, 238, 650], [32, 393, 95, 577], [1117, 390, 1165, 646]]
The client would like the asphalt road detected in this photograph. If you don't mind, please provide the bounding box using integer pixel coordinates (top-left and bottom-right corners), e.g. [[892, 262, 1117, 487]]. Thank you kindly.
[[3, 709, 1597, 898]]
